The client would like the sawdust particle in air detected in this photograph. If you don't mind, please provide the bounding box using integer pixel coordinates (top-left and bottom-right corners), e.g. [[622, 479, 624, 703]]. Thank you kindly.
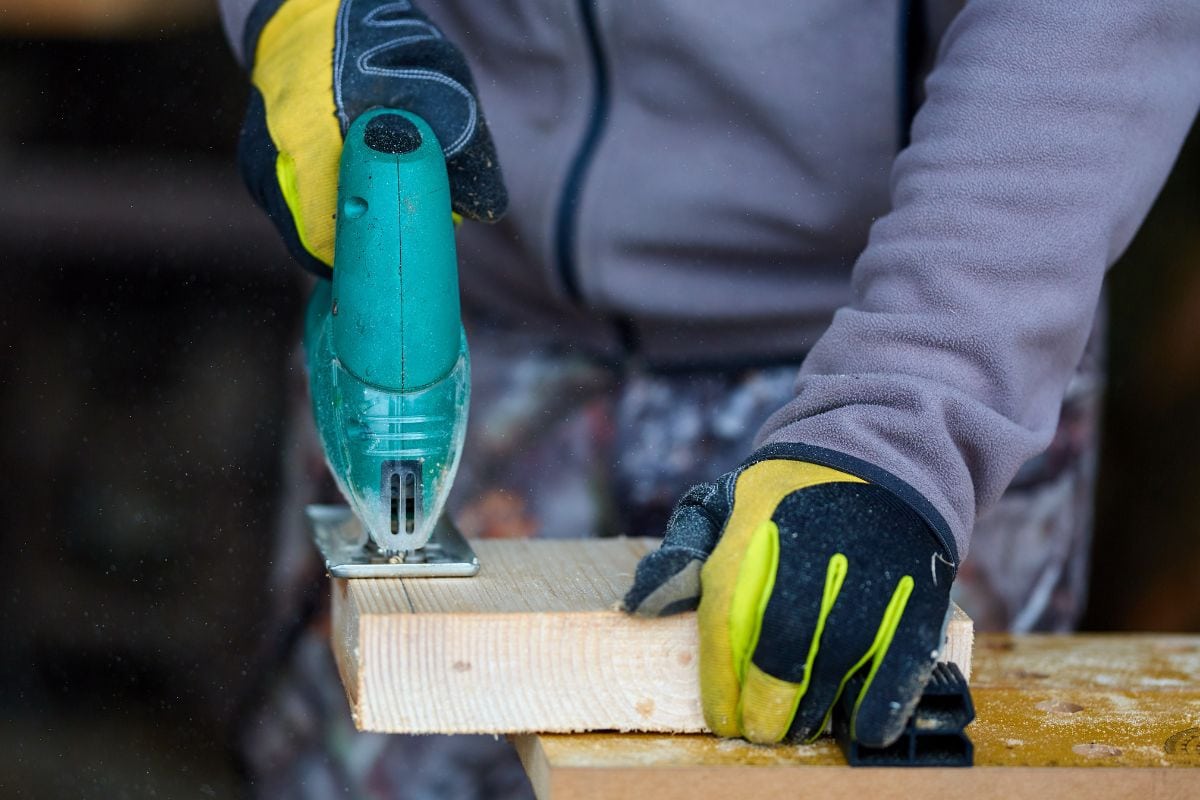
[[636, 699, 655, 718]]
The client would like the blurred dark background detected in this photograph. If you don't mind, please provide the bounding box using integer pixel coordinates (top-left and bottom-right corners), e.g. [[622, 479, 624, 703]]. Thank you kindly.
[[1, 3, 298, 796], [0, 4, 1197, 798]]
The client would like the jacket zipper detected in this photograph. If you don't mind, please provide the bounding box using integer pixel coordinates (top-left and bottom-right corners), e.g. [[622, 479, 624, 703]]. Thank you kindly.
[[554, 0, 610, 306]]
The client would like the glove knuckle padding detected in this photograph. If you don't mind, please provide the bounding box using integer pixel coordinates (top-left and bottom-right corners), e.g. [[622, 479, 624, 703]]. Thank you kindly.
[[337, 4, 475, 154], [670, 478, 730, 527], [334, 0, 506, 221]]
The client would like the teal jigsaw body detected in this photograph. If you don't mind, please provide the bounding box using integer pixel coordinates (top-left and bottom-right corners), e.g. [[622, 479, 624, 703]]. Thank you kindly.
[[304, 109, 469, 554]]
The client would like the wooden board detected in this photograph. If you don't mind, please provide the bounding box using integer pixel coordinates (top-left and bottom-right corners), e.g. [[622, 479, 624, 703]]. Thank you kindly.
[[331, 537, 973, 734], [514, 633, 1200, 799]]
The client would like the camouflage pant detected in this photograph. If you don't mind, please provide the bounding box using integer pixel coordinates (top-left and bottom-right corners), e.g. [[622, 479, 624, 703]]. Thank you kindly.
[[242, 321, 1102, 798]]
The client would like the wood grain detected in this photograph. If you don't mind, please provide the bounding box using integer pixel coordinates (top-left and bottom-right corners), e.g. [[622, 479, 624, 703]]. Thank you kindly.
[[514, 633, 1200, 799], [332, 537, 973, 734]]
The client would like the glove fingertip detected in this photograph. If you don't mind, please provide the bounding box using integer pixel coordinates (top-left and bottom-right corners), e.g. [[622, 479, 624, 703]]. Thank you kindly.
[[450, 186, 508, 224], [448, 150, 509, 223], [850, 657, 937, 748], [851, 699, 916, 749], [623, 550, 704, 617]]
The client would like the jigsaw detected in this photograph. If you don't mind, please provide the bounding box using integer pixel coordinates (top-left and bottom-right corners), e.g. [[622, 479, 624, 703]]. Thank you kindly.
[[303, 109, 478, 578]]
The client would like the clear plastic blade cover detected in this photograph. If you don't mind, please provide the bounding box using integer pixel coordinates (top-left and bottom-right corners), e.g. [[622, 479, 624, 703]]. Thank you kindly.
[[313, 330, 470, 553]]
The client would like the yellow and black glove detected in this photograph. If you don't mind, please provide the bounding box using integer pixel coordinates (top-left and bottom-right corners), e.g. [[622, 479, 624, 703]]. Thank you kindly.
[[237, 0, 507, 274], [623, 443, 958, 747]]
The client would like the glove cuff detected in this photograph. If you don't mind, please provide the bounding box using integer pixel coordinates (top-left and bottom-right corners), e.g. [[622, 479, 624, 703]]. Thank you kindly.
[[743, 442, 958, 567]]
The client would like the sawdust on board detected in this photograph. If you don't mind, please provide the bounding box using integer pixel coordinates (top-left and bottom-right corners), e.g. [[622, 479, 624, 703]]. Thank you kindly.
[[974, 635, 1200, 691], [545, 733, 833, 768], [966, 634, 1200, 767]]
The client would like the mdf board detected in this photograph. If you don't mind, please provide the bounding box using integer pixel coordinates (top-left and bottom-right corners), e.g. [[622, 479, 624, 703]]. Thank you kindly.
[[331, 537, 973, 734], [514, 634, 1200, 799]]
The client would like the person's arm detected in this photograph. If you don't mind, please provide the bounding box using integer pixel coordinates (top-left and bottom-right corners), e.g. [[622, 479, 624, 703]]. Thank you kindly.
[[758, 0, 1200, 556], [627, 1, 1200, 748]]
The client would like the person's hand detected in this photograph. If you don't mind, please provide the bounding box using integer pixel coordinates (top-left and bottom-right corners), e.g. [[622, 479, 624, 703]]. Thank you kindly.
[[623, 444, 957, 747], [237, 0, 507, 274]]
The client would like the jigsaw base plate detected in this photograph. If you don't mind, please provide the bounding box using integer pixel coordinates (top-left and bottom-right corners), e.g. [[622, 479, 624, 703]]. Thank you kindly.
[[306, 504, 480, 578]]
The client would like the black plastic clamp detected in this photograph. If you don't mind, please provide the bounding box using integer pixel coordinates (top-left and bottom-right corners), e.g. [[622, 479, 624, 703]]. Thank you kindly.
[[835, 661, 975, 767]]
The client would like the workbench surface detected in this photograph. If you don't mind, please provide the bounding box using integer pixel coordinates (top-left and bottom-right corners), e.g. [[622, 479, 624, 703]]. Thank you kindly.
[[513, 633, 1200, 799]]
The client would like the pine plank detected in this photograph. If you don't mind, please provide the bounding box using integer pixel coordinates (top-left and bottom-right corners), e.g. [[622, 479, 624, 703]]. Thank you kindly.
[[331, 538, 973, 734]]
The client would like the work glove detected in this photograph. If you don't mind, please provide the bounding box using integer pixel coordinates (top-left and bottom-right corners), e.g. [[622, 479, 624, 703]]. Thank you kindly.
[[237, 0, 507, 275], [623, 443, 958, 747]]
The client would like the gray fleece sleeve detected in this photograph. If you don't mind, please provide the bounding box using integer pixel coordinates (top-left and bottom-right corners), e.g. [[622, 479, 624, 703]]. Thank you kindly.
[[217, 0, 258, 65], [756, 1, 1200, 559]]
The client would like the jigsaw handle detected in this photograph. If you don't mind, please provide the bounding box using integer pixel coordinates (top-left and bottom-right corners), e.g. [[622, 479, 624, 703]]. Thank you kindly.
[[331, 109, 461, 392]]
